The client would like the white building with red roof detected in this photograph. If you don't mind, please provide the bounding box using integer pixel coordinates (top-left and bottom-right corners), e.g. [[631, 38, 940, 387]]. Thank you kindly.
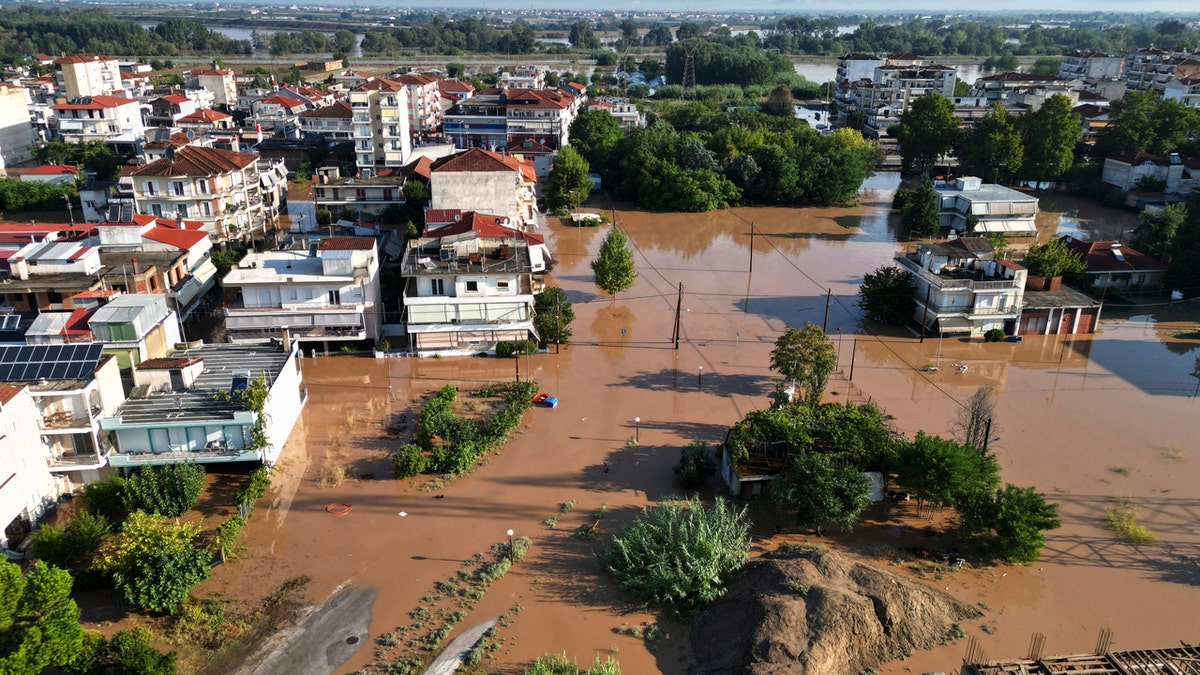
[[17, 165, 79, 187], [178, 108, 236, 133], [52, 94, 143, 145], [55, 53, 122, 99], [148, 93, 199, 127], [349, 78, 412, 175], [438, 78, 475, 102], [394, 73, 442, 138], [429, 148, 538, 229]]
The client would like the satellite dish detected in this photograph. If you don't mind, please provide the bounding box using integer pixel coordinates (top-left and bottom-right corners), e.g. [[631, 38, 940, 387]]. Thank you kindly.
[[185, 130, 196, 141], [165, 147, 176, 160]]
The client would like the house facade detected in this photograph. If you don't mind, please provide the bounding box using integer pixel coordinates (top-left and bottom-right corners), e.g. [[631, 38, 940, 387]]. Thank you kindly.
[[429, 148, 537, 229], [443, 89, 508, 150], [311, 167, 405, 219], [299, 101, 354, 141], [349, 79, 413, 176], [1061, 235, 1166, 293], [934, 176, 1039, 235], [101, 342, 305, 467], [53, 95, 144, 145], [894, 237, 1028, 336], [400, 226, 548, 354], [222, 236, 381, 345], [55, 54, 122, 99], [395, 73, 442, 138], [1059, 51, 1124, 83], [187, 69, 238, 108], [0, 383, 61, 554], [0, 84, 37, 172], [1101, 152, 1200, 194], [1163, 77, 1200, 108]]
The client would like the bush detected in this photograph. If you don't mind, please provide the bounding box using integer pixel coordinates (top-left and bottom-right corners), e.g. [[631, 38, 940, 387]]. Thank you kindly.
[[210, 515, 245, 557], [527, 654, 622, 675], [495, 341, 516, 358], [31, 512, 111, 569], [391, 443, 428, 478], [673, 440, 717, 490], [984, 328, 1006, 342], [604, 498, 750, 618], [233, 465, 272, 515], [124, 463, 206, 517], [71, 626, 178, 675], [81, 475, 129, 525], [113, 545, 212, 614]]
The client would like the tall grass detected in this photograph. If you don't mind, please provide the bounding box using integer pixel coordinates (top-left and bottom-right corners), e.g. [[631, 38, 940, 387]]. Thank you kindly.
[[1107, 498, 1156, 545]]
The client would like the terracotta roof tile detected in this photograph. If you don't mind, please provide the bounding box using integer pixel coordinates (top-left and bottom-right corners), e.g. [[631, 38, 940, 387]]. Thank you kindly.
[[54, 53, 116, 65], [1060, 235, 1165, 273], [21, 165, 78, 175], [300, 101, 353, 119], [317, 236, 375, 251], [53, 95, 139, 111], [130, 146, 258, 178], [178, 108, 232, 123], [143, 227, 208, 249]]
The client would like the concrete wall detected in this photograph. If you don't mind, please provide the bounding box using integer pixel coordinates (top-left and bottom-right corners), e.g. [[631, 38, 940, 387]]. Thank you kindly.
[[261, 344, 305, 464], [430, 172, 519, 225], [0, 386, 60, 550]]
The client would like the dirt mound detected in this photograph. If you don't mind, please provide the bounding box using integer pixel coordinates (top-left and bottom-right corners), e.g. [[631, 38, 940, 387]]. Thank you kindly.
[[691, 547, 981, 674]]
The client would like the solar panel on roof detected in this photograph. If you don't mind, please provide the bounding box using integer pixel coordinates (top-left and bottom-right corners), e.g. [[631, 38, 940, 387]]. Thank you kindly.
[[0, 315, 20, 331], [0, 343, 104, 383]]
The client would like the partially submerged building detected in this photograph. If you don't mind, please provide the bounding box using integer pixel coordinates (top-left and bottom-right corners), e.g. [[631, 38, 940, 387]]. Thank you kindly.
[[935, 177, 1040, 236], [894, 237, 1028, 336]]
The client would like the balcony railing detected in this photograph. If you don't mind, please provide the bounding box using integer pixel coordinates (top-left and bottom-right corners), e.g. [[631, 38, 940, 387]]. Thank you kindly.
[[47, 451, 104, 470], [39, 411, 94, 431], [895, 254, 1021, 292]]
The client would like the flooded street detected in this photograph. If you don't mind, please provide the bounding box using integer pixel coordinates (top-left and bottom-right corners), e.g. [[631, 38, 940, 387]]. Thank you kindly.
[[203, 173, 1200, 674]]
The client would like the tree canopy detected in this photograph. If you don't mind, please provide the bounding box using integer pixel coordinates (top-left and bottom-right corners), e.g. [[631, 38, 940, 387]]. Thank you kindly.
[[1018, 94, 1081, 182], [0, 561, 85, 675], [591, 227, 637, 296], [544, 147, 591, 210], [891, 92, 960, 174], [532, 287, 574, 347], [1021, 238, 1087, 278], [769, 323, 837, 408], [892, 431, 1000, 513], [956, 103, 1023, 184], [960, 484, 1061, 563], [858, 265, 916, 325], [893, 174, 941, 238], [764, 450, 872, 535]]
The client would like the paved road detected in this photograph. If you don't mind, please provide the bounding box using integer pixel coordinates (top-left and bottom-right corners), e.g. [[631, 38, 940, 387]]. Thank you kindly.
[[240, 585, 376, 675], [421, 618, 499, 675]]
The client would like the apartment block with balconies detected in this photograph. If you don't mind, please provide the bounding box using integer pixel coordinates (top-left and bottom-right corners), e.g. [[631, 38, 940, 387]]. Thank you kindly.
[[221, 236, 380, 344], [894, 237, 1027, 337], [349, 79, 413, 177], [52, 95, 144, 145], [55, 54, 123, 99], [395, 73, 442, 138]]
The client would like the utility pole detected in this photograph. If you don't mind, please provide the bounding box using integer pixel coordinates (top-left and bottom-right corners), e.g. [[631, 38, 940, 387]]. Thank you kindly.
[[920, 285, 932, 343], [822, 288, 832, 333], [982, 418, 993, 451], [672, 282, 683, 350], [748, 222, 755, 274], [849, 339, 857, 382], [554, 293, 560, 355]]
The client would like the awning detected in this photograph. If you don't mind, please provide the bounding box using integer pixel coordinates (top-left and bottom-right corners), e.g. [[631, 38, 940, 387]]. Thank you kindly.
[[974, 219, 1037, 234], [937, 317, 973, 334]]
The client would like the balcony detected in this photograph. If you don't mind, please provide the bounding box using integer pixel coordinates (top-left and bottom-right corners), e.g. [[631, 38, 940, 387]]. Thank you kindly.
[[894, 254, 1022, 293], [39, 410, 95, 432], [47, 451, 105, 470]]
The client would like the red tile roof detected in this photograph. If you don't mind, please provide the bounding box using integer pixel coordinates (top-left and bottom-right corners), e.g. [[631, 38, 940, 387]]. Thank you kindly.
[[353, 78, 404, 93], [189, 69, 233, 77], [403, 155, 434, 181], [396, 73, 439, 86], [1060, 235, 1165, 273], [130, 145, 258, 177], [0, 382, 25, 405], [144, 131, 191, 150], [55, 53, 116, 65], [258, 95, 305, 108], [430, 148, 535, 182], [300, 101, 352, 119], [427, 212, 544, 245], [20, 165, 78, 175], [53, 95, 139, 111], [143, 226, 209, 249], [1109, 151, 1170, 166], [506, 88, 573, 110], [178, 108, 232, 123], [439, 78, 474, 93], [317, 236, 375, 251], [158, 94, 190, 105]]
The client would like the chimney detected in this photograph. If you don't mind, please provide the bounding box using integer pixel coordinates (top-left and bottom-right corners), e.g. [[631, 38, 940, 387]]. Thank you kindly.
[[12, 257, 28, 280]]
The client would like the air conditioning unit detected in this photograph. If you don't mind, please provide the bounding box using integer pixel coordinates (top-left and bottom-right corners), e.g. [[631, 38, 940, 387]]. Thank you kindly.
[[439, 245, 458, 261]]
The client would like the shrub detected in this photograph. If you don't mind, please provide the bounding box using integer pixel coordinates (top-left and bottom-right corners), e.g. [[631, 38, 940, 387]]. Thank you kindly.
[[673, 440, 717, 490], [72, 626, 178, 675], [984, 328, 1006, 342], [527, 654, 622, 675], [81, 475, 129, 525], [95, 511, 202, 574], [31, 512, 111, 569], [113, 545, 212, 613], [233, 465, 272, 515], [124, 463, 206, 517], [391, 443, 428, 478], [495, 341, 516, 358], [478, 558, 511, 584], [603, 498, 750, 618], [1106, 498, 1156, 545], [211, 515, 245, 557]]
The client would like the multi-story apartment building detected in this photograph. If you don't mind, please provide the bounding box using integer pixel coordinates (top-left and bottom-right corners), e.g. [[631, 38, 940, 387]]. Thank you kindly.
[[221, 237, 381, 345], [299, 101, 354, 140], [894, 237, 1028, 337], [128, 146, 268, 242], [0, 343, 126, 489], [395, 73, 442, 138], [429, 148, 538, 229], [249, 95, 307, 138], [147, 94, 199, 128], [588, 97, 642, 130], [0, 84, 37, 172], [1059, 51, 1124, 83], [186, 69, 238, 108], [55, 54, 122, 99], [53, 95, 144, 145], [934, 176, 1039, 236], [349, 79, 413, 177], [0, 383, 61, 554], [312, 167, 405, 220], [973, 73, 1077, 106], [838, 58, 956, 134], [835, 53, 886, 98], [1164, 77, 1200, 108], [438, 78, 475, 102], [499, 66, 546, 90], [505, 88, 577, 150], [443, 89, 508, 150], [399, 224, 549, 354], [1123, 47, 1200, 93], [177, 108, 236, 134]]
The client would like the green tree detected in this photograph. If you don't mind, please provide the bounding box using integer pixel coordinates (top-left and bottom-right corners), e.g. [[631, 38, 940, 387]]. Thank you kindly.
[[1021, 238, 1086, 278], [569, 109, 623, 174], [891, 92, 960, 174], [71, 626, 177, 675], [0, 561, 85, 674], [545, 146, 592, 210], [766, 450, 872, 535], [1149, 98, 1200, 157], [568, 21, 600, 49], [30, 512, 111, 570], [1093, 90, 1158, 159], [332, 29, 356, 54], [769, 322, 837, 408], [603, 498, 750, 618], [532, 286, 574, 347], [673, 440, 717, 490], [858, 265, 916, 325], [956, 103, 1023, 184], [759, 84, 794, 117], [123, 463, 206, 517], [897, 174, 941, 237], [210, 248, 242, 277], [1018, 94, 1081, 182], [591, 227, 637, 297], [892, 431, 1000, 515], [1133, 203, 1189, 264], [113, 546, 211, 614], [960, 484, 1061, 563], [1031, 57, 1062, 75], [446, 62, 465, 79]]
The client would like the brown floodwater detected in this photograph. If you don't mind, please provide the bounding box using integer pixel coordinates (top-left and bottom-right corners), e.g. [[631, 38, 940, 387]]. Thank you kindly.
[[199, 173, 1200, 674]]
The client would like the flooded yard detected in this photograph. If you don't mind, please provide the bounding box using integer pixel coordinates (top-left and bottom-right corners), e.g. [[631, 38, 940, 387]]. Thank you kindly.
[[196, 174, 1200, 674]]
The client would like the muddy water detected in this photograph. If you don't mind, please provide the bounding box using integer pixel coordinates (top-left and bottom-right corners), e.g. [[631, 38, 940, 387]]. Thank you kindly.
[[203, 175, 1200, 674]]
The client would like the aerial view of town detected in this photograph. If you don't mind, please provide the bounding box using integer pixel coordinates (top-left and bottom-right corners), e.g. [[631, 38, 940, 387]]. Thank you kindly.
[[0, 2, 1198, 674]]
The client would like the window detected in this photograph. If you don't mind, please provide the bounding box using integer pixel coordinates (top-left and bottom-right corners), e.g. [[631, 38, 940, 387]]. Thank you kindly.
[[150, 204, 163, 216], [171, 180, 185, 196], [143, 181, 158, 196], [177, 205, 188, 218], [465, 281, 479, 293], [496, 280, 510, 290], [328, 290, 341, 305], [109, 322, 137, 341], [431, 278, 445, 296], [200, 202, 212, 216], [197, 180, 209, 194]]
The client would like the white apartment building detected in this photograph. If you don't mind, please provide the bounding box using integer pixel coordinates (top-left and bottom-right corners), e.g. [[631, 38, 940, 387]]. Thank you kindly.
[[1059, 51, 1124, 83], [187, 69, 238, 108], [1164, 77, 1200, 109], [299, 101, 354, 140], [222, 236, 381, 345], [839, 58, 956, 134], [395, 73, 442, 138], [0, 84, 37, 172], [894, 237, 1028, 337], [0, 383, 60, 554], [934, 176, 1040, 236], [52, 95, 144, 145], [128, 145, 269, 242], [55, 54, 122, 99], [350, 79, 413, 176], [505, 88, 577, 150]]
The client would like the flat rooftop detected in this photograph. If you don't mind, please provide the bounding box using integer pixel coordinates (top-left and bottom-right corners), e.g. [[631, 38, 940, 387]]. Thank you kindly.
[[1022, 285, 1103, 310], [223, 249, 363, 285], [936, 182, 1039, 203], [109, 343, 291, 426]]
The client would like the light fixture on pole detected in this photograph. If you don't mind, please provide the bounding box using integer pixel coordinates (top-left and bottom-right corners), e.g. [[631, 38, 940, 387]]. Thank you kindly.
[[697, 366, 703, 388], [634, 417, 640, 444], [506, 529, 515, 563]]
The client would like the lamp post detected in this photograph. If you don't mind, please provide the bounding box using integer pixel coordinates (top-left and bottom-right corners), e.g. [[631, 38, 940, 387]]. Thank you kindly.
[[697, 366, 703, 388], [506, 529, 515, 563], [62, 195, 74, 226], [634, 417, 640, 444]]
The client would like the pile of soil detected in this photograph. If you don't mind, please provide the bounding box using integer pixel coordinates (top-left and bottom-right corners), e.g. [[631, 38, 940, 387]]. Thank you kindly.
[[691, 547, 981, 674]]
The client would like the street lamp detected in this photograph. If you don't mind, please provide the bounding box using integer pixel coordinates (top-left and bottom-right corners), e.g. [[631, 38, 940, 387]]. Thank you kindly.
[[634, 417, 640, 444], [62, 195, 74, 226], [506, 529, 515, 563], [697, 366, 703, 388]]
